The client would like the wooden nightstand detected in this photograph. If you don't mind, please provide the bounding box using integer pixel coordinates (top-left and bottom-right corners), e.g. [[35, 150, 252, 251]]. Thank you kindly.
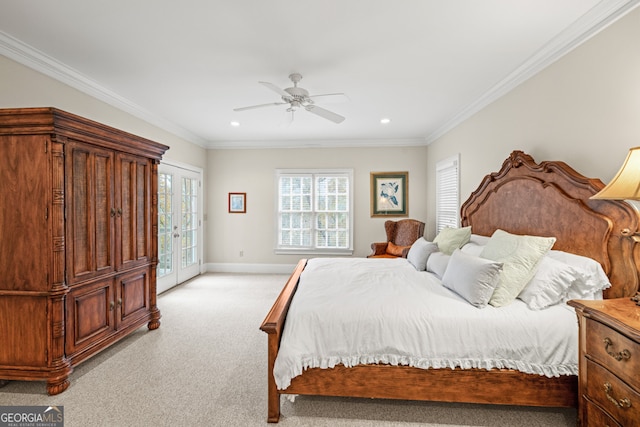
[[568, 298, 640, 426]]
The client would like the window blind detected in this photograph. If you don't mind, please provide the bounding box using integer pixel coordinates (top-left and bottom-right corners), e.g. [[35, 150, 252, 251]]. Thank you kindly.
[[436, 154, 460, 234]]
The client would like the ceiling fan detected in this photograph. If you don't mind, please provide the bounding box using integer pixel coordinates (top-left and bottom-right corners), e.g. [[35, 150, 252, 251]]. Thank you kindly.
[[234, 73, 346, 124]]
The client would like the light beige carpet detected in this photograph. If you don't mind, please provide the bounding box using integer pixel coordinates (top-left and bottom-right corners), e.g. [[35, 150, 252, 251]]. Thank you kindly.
[[0, 273, 577, 426]]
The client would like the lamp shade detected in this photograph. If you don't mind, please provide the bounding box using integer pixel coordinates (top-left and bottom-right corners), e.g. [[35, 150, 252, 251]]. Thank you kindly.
[[591, 147, 640, 200]]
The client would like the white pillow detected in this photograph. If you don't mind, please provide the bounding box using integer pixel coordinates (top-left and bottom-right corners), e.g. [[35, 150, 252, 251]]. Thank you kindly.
[[469, 234, 490, 245], [480, 229, 556, 307], [433, 226, 472, 255], [518, 256, 580, 310], [461, 242, 484, 256], [546, 250, 611, 299], [407, 238, 439, 271], [426, 252, 450, 279], [441, 249, 503, 308]]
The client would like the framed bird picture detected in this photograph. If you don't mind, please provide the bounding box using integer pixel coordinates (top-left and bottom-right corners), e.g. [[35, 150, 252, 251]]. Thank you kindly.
[[370, 172, 408, 217]]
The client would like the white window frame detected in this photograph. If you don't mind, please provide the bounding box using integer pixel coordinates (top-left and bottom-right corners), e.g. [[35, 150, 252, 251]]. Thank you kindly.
[[275, 168, 354, 255], [436, 154, 460, 234]]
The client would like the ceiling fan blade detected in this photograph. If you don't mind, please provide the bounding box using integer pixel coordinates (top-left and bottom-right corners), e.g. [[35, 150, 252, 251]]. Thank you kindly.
[[304, 105, 345, 124], [233, 102, 285, 112], [259, 81, 291, 98]]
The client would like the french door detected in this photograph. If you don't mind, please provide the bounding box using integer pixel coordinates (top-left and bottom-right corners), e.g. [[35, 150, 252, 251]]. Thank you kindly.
[[157, 163, 202, 293]]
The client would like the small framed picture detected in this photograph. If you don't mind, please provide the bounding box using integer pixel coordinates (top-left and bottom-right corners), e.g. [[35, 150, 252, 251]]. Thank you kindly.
[[228, 192, 246, 213], [370, 172, 408, 217]]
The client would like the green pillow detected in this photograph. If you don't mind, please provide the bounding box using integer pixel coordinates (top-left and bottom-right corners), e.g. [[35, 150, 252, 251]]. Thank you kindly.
[[433, 226, 472, 255], [480, 229, 556, 307]]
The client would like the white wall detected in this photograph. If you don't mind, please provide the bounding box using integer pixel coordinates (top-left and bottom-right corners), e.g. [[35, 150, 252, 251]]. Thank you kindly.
[[206, 146, 428, 269], [426, 7, 640, 239]]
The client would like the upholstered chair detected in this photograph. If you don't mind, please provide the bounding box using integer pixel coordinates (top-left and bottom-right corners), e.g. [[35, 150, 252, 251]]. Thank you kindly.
[[368, 219, 425, 258]]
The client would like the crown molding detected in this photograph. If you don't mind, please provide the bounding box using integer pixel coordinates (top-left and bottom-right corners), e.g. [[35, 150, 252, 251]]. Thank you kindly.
[[204, 138, 427, 150], [0, 31, 210, 147], [425, 0, 640, 144]]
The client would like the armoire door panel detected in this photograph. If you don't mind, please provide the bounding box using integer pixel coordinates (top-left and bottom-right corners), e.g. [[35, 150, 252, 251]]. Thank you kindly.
[[117, 267, 150, 327], [117, 154, 151, 270], [94, 152, 113, 272], [67, 142, 115, 284], [70, 148, 91, 277], [66, 278, 115, 355], [136, 163, 149, 259], [119, 157, 133, 265]]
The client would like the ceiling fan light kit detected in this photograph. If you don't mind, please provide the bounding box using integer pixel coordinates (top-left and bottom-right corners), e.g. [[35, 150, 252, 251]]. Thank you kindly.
[[234, 73, 346, 124]]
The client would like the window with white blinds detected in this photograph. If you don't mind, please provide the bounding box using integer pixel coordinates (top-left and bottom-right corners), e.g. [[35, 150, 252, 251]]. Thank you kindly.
[[275, 169, 354, 255], [436, 154, 460, 234]]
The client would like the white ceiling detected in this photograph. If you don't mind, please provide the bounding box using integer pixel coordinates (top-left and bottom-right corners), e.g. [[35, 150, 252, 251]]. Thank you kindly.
[[0, 0, 638, 149]]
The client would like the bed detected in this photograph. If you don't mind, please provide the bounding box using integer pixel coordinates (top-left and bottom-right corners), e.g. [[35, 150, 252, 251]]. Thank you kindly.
[[260, 150, 640, 423]]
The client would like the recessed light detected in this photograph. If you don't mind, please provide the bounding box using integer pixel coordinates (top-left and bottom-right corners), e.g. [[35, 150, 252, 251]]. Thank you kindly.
[[230, 121, 240, 127], [380, 118, 391, 124]]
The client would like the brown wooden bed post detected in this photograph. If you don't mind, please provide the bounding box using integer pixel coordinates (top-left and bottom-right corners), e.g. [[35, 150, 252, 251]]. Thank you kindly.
[[265, 333, 280, 422], [260, 259, 308, 423]]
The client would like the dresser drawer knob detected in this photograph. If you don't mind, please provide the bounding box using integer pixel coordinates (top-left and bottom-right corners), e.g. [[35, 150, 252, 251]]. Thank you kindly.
[[604, 337, 631, 361], [604, 382, 632, 409]]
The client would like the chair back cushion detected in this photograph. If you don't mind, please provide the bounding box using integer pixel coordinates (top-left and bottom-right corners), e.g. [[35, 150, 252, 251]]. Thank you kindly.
[[385, 219, 425, 246]]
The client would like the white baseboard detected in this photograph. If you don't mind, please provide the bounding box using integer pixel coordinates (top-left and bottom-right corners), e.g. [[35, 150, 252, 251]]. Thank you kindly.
[[204, 263, 297, 274]]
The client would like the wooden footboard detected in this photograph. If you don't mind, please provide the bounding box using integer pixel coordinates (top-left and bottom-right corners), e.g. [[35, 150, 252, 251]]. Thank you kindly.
[[260, 259, 307, 423], [259, 258, 577, 423]]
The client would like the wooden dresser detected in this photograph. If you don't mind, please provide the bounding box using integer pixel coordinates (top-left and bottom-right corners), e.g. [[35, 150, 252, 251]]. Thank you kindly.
[[568, 298, 640, 426], [0, 108, 169, 394]]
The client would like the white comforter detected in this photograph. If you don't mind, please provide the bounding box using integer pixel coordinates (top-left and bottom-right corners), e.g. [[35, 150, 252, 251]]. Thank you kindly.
[[273, 257, 578, 390]]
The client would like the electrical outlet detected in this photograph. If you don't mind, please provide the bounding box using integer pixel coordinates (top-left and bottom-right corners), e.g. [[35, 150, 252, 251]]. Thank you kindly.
[[239, 250, 244, 257]]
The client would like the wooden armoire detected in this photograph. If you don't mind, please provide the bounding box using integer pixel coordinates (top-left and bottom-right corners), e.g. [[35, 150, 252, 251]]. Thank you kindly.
[[0, 108, 169, 395]]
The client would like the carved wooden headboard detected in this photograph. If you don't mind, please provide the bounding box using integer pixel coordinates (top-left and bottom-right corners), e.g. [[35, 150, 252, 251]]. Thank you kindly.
[[460, 150, 640, 298]]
